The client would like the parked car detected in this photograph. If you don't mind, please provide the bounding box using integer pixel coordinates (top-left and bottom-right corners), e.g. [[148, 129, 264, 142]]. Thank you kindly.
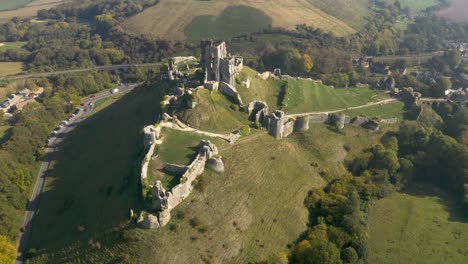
[[111, 88, 119, 94], [61, 121, 68, 126], [90, 94, 96, 98], [80, 102, 85, 106]]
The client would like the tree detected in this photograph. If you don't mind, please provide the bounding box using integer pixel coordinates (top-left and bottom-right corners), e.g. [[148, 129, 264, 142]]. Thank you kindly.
[[293, 239, 342, 264], [0, 235, 16, 264], [444, 50, 461, 69], [341, 247, 358, 263], [301, 54, 314, 73]]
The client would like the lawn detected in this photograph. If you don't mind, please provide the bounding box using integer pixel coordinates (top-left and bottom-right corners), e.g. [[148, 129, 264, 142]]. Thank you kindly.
[[285, 80, 388, 114], [0, 62, 23, 76], [368, 185, 468, 264], [28, 83, 167, 261], [343, 101, 405, 119], [148, 128, 226, 189], [0, 0, 31, 11], [175, 88, 250, 133]]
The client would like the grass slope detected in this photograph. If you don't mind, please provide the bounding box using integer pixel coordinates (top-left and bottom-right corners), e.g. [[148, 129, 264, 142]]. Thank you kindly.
[[385, 0, 438, 11], [343, 101, 405, 119], [175, 88, 249, 133], [285, 80, 389, 114], [115, 125, 388, 263], [368, 185, 468, 264], [185, 5, 272, 42], [29, 83, 166, 261], [124, 0, 356, 41], [307, 0, 370, 30]]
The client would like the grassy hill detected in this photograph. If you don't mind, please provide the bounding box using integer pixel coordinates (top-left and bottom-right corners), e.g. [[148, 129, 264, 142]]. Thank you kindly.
[[174, 88, 249, 133], [368, 185, 468, 264], [123, 0, 358, 41]]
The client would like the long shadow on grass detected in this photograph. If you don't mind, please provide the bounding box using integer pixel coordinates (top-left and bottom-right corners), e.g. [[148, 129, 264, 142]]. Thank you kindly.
[[28, 83, 169, 261], [402, 182, 468, 223]]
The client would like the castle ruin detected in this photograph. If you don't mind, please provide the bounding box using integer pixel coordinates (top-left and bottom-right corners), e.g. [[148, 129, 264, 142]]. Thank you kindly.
[[201, 40, 244, 105]]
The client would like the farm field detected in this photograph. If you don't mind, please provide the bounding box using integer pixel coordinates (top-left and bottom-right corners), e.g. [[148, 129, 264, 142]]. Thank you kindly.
[[437, 0, 468, 23], [175, 88, 249, 133], [385, 0, 439, 11], [0, 0, 66, 21], [124, 0, 356, 41], [307, 0, 370, 30], [28, 83, 165, 262], [285, 80, 389, 114], [0, 62, 23, 76], [0, 0, 32, 11], [368, 186, 468, 264]]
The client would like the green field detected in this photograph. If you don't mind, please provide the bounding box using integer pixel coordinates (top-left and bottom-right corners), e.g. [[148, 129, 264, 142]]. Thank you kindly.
[[0, 62, 23, 76], [0, 41, 27, 51], [175, 88, 249, 133], [385, 0, 439, 11], [185, 5, 272, 42], [28, 83, 167, 262], [0, 0, 31, 11], [285, 81, 388, 114], [343, 101, 405, 119], [368, 186, 468, 264], [307, 0, 369, 30]]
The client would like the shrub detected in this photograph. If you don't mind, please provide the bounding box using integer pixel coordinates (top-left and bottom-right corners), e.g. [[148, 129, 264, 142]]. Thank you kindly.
[[240, 125, 251, 136]]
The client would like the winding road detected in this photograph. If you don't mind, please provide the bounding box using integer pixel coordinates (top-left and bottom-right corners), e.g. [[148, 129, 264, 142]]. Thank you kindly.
[[15, 83, 138, 264]]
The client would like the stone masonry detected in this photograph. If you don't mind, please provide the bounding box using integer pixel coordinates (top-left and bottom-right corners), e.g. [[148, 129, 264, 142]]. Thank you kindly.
[[201, 40, 244, 104]]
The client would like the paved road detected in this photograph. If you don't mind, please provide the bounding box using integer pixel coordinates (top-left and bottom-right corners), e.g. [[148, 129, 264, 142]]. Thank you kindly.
[[15, 83, 138, 264], [1, 63, 162, 81]]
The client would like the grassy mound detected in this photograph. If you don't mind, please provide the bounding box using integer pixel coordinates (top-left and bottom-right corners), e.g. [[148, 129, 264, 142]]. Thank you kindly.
[[123, 0, 356, 41], [174, 88, 249, 133], [368, 185, 468, 264], [112, 125, 389, 263]]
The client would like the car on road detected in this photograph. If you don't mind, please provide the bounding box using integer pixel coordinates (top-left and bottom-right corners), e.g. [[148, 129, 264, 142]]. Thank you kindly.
[[111, 88, 119, 94], [88, 102, 93, 106], [80, 102, 85, 106], [90, 94, 96, 98], [73, 109, 80, 114], [20, 227, 25, 232], [61, 121, 68, 126]]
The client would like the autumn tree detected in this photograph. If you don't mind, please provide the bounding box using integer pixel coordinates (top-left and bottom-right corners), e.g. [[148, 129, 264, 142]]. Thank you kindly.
[[0, 235, 16, 264]]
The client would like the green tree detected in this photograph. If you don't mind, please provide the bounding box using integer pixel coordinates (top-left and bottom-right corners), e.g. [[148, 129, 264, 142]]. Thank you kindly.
[[340, 247, 358, 263], [293, 239, 342, 264], [444, 50, 461, 69]]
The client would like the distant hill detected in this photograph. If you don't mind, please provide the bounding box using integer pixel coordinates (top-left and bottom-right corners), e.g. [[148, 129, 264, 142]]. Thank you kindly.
[[123, 0, 368, 41]]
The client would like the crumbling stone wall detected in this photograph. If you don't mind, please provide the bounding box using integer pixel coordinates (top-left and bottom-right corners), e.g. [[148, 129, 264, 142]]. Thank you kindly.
[[248, 100, 269, 125], [141, 125, 161, 181], [294, 116, 310, 132], [219, 82, 243, 105], [266, 110, 285, 139], [283, 120, 295, 137], [150, 140, 222, 227]]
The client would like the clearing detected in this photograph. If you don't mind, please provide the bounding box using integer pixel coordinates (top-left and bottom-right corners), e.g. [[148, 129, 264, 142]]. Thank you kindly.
[[124, 0, 356, 41], [0, 62, 23, 76], [437, 0, 468, 23], [385, 0, 439, 11], [0, 42, 27, 52], [368, 185, 468, 264]]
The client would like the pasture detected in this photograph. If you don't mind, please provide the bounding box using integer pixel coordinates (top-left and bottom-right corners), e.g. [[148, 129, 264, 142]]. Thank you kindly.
[[0, 41, 27, 52], [0, 0, 66, 21], [0, 62, 23, 76], [0, 0, 32, 11], [368, 186, 468, 264], [124, 0, 356, 41]]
